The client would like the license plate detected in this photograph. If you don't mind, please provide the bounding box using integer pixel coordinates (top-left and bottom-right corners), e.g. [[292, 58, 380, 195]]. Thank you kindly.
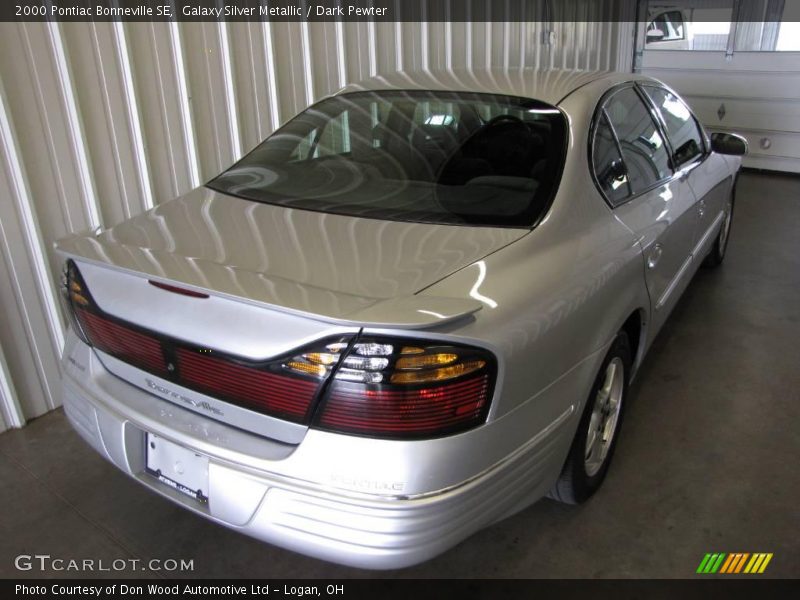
[[145, 433, 209, 504]]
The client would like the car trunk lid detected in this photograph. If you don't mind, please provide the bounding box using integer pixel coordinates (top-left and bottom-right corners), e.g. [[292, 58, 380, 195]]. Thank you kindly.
[[56, 186, 527, 328]]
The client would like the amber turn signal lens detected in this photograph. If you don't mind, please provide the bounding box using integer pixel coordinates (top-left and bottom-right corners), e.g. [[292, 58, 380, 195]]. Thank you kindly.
[[400, 346, 425, 355], [304, 352, 338, 365], [285, 361, 326, 377], [390, 360, 486, 384], [395, 353, 458, 369]]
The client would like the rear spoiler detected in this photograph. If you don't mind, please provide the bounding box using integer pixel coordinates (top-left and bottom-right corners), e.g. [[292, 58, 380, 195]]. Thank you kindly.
[[55, 235, 482, 330], [347, 296, 482, 329]]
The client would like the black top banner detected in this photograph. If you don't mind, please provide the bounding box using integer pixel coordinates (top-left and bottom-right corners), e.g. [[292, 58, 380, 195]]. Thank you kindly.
[[7, 0, 635, 23], [8, 0, 795, 23], [0, 0, 800, 22]]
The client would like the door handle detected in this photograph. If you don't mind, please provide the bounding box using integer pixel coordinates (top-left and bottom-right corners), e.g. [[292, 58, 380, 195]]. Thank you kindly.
[[698, 200, 706, 218], [647, 244, 663, 269]]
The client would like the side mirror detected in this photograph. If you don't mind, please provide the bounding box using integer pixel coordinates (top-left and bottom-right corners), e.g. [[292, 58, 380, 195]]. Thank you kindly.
[[646, 28, 666, 42], [710, 132, 748, 156]]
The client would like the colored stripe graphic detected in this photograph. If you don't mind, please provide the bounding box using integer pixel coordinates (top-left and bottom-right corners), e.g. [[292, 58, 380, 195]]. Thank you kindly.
[[721, 553, 738, 573], [758, 553, 773, 573], [699, 552, 773, 574], [710, 553, 726, 573], [719, 554, 735, 573], [723, 553, 748, 573], [697, 553, 727, 573], [697, 554, 713, 573], [744, 554, 760, 573]]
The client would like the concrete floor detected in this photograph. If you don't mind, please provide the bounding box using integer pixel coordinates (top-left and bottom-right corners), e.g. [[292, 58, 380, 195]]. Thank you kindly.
[[1, 170, 798, 579]]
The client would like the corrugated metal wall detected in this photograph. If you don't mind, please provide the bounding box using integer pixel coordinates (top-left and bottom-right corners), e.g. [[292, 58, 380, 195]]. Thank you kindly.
[[0, 19, 634, 431]]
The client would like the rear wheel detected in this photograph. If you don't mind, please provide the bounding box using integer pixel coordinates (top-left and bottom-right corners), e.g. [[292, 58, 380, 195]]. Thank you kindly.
[[703, 181, 736, 268], [550, 331, 631, 504]]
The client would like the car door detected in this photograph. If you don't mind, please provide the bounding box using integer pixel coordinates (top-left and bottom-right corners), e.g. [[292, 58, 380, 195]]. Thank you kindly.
[[640, 83, 733, 258], [591, 84, 698, 336]]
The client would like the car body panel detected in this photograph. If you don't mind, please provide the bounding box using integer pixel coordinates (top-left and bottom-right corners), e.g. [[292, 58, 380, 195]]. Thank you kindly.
[[55, 186, 523, 328], [57, 68, 742, 568], [686, 157, 735, 250], [612, 178, 698, 336]]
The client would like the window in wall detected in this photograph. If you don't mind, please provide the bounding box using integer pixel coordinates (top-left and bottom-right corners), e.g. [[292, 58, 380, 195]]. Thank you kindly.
[[643, 0, 800, 52], [735, 0, 800, 51], [647, 10, 686, 43], [644, 1, 734, 51]]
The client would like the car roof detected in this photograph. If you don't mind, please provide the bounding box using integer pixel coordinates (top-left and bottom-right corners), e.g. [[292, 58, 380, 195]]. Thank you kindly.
[[335, 68, 657, 106]]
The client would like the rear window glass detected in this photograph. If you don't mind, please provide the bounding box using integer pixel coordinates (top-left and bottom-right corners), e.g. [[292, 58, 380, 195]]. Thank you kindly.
[[208, 91, 567, 227]]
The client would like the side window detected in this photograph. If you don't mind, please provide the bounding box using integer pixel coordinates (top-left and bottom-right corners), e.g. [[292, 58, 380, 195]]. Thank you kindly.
[[603, 87, 671, 194], [592, 112, 630, 206], [642, 85, 705, 168]]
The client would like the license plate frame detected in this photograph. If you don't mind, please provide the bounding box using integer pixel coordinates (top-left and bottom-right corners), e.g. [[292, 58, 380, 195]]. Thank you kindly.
[[145, 433, 209, 504]]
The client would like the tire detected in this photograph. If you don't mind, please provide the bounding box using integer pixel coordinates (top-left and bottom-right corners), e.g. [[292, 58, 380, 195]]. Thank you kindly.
[[703, 178, 736, 268], [550, 331, 631, 505]]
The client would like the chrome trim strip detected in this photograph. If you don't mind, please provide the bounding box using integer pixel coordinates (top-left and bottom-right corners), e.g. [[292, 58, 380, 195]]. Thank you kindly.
[[656, 254, 693, 311], [656, 211, 724, 311], [693, 210, 725, 258]]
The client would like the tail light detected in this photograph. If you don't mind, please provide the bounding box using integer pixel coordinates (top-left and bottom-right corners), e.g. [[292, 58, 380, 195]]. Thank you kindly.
[[62, 260, 496, 438], [314, 337, 496, 439], [61, 260, 349, 423], [63, 260, 168, 375]]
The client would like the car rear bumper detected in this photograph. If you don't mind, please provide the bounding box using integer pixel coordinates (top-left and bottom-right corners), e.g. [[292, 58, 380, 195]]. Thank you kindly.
[[61, 333, 580, 569]]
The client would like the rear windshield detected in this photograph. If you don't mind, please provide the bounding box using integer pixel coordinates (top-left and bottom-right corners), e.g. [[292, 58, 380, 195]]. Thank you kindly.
[[208, 90, 567, 227]]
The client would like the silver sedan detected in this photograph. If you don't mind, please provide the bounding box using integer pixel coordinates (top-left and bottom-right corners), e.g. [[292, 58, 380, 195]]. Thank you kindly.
[[56, 68, 745, 569]]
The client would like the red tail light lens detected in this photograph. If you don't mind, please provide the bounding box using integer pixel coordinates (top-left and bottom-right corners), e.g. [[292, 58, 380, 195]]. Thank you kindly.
[[314, 337, 496, 439], [77, 310, 168, 375], [177, 348, 318, 421], [61, 260, 350, 425], [64, 261, 167, 375]]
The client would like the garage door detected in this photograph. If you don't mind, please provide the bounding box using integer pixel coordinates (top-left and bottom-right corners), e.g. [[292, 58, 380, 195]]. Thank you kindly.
[[635, 0, 800, 173]]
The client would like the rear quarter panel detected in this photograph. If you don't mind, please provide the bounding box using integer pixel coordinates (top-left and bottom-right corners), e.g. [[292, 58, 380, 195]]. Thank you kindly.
[[420, 81, 652, 426]]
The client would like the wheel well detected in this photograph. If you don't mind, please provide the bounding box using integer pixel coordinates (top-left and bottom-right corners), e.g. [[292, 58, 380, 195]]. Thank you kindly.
[[621, 310, 644, 368]]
